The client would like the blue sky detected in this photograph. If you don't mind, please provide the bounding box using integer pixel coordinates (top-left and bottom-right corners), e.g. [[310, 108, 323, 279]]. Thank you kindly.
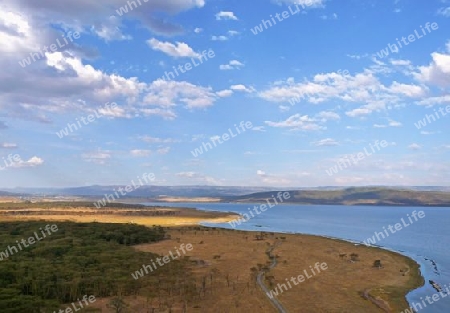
[[0, 0, 449, 188]]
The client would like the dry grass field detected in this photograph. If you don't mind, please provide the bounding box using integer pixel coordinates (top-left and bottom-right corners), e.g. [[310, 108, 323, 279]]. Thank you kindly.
[[131, 227, 423, 313], [0, 204, 238, 226]]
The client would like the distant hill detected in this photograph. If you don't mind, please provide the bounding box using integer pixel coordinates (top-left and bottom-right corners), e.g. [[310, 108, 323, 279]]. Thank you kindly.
[[0, 190, 21, 196], [224, 187, 450, 207], [2, 186, 450, 206], [1, 185, 277, 198]]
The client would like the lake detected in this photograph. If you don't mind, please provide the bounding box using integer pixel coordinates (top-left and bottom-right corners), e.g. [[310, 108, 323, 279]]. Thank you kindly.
[[143, 202, 450, 313]]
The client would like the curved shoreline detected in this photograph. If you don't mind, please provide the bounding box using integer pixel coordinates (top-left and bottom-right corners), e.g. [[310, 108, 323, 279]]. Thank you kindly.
[[196, 219, 427, 311], [135, 201, 428, 309]]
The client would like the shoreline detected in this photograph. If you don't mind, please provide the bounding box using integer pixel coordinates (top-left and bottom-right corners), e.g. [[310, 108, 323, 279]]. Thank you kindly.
[[138, 198, 450, 207], [195, 208, 427, 312], [202, 223, 425, 311]]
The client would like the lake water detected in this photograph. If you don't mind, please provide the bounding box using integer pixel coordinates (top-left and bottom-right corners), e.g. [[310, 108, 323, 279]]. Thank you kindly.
[[143, 202, 450, 313]]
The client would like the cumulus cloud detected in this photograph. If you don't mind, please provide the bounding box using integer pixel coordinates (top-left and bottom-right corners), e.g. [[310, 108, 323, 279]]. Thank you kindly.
[[373, 120, 402, 128], [274, 0, 325, 7], [312, 138, 339, 146], [258, 63, 428, 118], [140, 136, 178, 143], [11, 156, 44, 168], [157, 147, 171, 155], [130, 149, 151, 157], [230, 84, 254, 93], [3, 0, 205, 38], [219, 60, 244, 70], [437, 7, 450, 17], [0, 143, 17, 149], [143, 79, 219, 110], [81, 150, 111, 164], [211, 35, 228, 41], [265, 114, 326, 131], [147, 38, 200, 58], [408, 143, 422, 150], [316, 111, 340, 121], [0, 2, 223, 122], [256, 169, 290, 185], [413, 52, 450, 87], [215, 11, 238, 20], [216, 90, 233, 97]]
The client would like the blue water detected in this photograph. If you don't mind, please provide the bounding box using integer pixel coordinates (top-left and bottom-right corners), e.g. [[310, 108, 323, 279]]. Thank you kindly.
[[143, 202, 450, 313]]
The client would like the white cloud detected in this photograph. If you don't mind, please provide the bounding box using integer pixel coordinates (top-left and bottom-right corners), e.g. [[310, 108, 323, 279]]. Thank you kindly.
[[408, 143, 422, 150], [259, 63, 433, 118], [437, 7, 450, 17], [215, 11, 238, 20], [256, 169, 290, 185], [312, 138, 339, 146], [252, 126, 266, 132], [274, 0, 325, 8], [390, 59, 411, 66], [265, 114, 325, 131], [228, 30, 240, 36], [417, 95, 450, 106], [194, 27, 203, 33], [346, 108, 372, 117], [212, 35, 228, 41], [92, 16, 131, 42], [347, 54, 369, 60], [157, 147, 171, 155], [230, 60, 244, 66], [421, 131, 440, 135], [10, 156, 44, 168], [386, 82, 426, 98], [130, 149, 151, 157], [220, 60, 244, 70], [81, 150, 111, 164], [140, 136, 178, 143], [140, 108, 177, 120], [388, 120, 402, 127], [147, 38, 200, 58], [316, 111, 340, 121], [0, 143, 18, 149], [230, 84, 254, 93], [414, 52, 450, 87], [216, 89, 233, 97], [3, 0, 205, 40], [219, 65, 233, 70], [143, 79, 218, 110], [373, 120, 402, 128]]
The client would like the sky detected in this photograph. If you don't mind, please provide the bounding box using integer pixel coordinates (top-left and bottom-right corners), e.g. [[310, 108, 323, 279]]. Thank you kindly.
[[0, 0, 449, 188]]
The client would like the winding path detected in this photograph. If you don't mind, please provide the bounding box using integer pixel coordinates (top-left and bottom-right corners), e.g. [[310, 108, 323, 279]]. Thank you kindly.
[[256, 241, 288, 313]]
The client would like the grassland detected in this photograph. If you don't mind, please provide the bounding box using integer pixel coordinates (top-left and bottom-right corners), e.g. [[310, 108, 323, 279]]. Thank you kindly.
[[0, 199, 424, 312], [136, 227, 423, 313], [0, 201, 238, 226]]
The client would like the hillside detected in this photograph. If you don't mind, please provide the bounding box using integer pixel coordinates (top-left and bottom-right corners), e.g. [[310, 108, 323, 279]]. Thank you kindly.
[[224, 187, 450, 207]]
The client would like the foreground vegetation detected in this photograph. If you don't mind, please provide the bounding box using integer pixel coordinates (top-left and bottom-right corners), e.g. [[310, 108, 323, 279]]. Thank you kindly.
[[0, 221, 192, 312]]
